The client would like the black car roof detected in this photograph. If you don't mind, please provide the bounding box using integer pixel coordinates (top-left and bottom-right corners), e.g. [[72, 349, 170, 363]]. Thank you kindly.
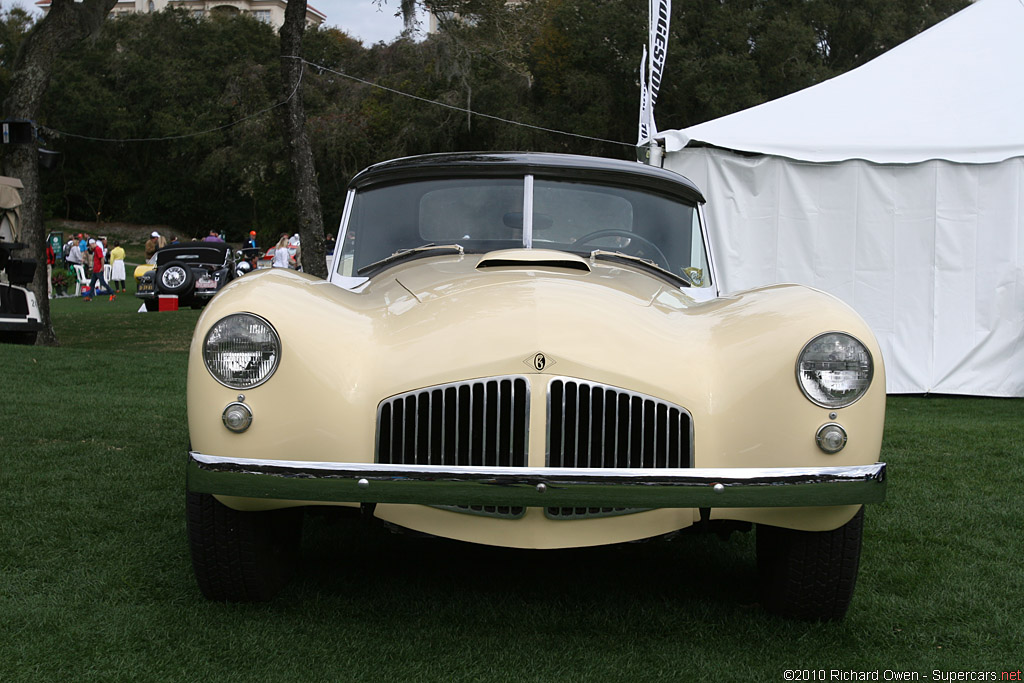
[[349, 152, 705, 204], [155, 243, 230, 265]]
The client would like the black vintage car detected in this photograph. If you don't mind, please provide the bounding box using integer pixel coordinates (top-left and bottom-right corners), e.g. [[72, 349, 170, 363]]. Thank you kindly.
[[136, 243, 236, 311]]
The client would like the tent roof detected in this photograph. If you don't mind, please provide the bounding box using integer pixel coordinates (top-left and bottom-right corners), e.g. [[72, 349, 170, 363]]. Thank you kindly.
[[663, 0, 1024, 164], [0, 176, 23, 212]]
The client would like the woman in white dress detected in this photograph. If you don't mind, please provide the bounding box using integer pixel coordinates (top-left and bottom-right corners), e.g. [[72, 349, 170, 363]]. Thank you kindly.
[[109, 240, 127, 293], [271, 233, 294, 269]]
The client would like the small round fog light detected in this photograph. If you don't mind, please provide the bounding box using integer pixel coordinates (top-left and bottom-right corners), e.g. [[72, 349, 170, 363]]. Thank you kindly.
[[222, 402, 253, 433], [816, 423, 847, 453]]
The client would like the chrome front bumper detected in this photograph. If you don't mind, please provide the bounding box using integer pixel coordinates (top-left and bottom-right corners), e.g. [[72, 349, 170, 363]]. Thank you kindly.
[[187, 452, 886, 509]]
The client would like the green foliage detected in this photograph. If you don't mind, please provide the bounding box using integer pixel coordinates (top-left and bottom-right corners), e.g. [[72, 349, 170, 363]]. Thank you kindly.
[[39, 10, 285, 239], [0, 4, 33, 94], [50, 267, 71, 293], [1, 0, 968, 238]]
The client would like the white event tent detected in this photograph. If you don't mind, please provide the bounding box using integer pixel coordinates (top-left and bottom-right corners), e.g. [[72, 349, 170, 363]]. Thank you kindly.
[[660, 0, 1024, 397]]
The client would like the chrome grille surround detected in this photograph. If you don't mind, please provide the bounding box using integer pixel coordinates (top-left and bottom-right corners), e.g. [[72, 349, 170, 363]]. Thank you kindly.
[[547, 377, 693, 470], [376, 376, 530, 468]]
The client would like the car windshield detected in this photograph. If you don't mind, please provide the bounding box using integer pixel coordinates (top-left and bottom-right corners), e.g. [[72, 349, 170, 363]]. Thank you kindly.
[[337, 176, 710, 286]]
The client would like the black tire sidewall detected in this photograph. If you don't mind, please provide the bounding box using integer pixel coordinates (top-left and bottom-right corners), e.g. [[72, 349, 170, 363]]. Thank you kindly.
[[756, 507, 865, 621], [186, 490, 302, 602]]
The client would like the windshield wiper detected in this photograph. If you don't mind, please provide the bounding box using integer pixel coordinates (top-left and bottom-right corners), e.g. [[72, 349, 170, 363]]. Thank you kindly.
[[588, 249, 692, 287], [357, 243, 465, 276]]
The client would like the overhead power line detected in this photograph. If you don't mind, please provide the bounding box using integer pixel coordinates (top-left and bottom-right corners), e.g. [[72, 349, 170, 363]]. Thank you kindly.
[[284, 57, 634, 149], [42, 56, 634, 149]]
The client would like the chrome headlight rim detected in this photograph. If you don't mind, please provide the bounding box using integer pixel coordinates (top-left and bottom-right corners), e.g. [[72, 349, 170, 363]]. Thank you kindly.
[[222, 401, 254, 433], [796, 331, 874, 409], [815, 422, 849, 454], [202, 312, 281, 390]]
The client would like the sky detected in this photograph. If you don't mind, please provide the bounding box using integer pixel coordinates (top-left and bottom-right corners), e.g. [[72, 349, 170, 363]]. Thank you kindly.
[[307, 0, 424, 45], [9, 0, 423, 47]]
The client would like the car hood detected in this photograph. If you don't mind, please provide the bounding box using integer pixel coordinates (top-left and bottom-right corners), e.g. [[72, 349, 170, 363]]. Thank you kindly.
[[208, 251, 865, 395], [192, 257, 884, 483], [391, 249, 678, 308]]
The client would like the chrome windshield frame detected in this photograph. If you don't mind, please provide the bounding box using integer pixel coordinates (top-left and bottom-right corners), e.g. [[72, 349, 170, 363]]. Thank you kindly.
[[522, 174, 535, 249]]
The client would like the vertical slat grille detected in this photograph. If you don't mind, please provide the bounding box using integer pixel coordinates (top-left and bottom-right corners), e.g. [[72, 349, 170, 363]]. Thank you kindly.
[[545, 506, 639, 520], [377, 376, 530, 467], [547, 378, 692, 469]]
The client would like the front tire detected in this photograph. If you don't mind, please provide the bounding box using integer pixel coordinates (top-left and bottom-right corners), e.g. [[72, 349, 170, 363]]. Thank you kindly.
[[756, 507, 864, 621], [186, 491, 303, 601]]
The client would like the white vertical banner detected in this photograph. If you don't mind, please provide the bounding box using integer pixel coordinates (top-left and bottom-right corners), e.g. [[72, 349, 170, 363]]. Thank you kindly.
[[637, 47, 651, 145], [639, 0, 670, 146]]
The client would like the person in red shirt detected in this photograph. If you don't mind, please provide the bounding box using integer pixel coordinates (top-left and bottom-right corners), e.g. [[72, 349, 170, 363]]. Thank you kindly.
[[84, 239, 115, 302], [45, 244, 56, 299]]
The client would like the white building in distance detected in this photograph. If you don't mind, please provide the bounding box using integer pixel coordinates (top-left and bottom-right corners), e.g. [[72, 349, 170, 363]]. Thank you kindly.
[[35, 0, 326, 30]]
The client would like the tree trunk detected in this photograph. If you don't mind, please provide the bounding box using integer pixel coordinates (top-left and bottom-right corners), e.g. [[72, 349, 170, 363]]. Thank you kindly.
[[279, 0, 327, 279], [1, 0, 117, 346]]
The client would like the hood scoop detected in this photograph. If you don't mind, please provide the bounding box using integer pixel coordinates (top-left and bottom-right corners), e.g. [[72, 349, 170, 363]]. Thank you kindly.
[[475, 249, 591, 274]]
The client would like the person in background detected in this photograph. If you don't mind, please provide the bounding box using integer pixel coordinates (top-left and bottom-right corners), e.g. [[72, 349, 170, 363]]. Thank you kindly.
[[84, 239, 115, 302], [108, 240, 127, 294], [92, 237, 105, 267], [170, 235, 180, 245], [145, 231, 160, 264], [243, 230, 259, 269], [79, 233, 91, 275], [203, 230, 224, 243], [45, 242, 55, 299], [66, 238, 83, 271], [271, 233, 294, 269], [324, 232, 335, 254]]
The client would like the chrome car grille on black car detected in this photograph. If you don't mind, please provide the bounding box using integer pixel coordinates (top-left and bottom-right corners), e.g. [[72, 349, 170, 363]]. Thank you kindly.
[[375, 376, 692, 519], [547, 378, 692, 469], [376, 376, 530, 467]]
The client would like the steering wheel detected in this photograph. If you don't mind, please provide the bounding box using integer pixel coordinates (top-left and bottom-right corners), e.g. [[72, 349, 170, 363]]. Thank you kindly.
[[572, 229, 672, 270]]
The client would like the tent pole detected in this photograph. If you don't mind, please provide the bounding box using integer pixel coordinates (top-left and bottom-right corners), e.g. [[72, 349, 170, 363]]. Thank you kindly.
[[637, 140, 665, 168]]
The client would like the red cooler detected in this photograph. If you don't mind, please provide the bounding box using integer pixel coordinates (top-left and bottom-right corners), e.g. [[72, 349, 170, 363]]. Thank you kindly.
[[158, 295, 179, 312]]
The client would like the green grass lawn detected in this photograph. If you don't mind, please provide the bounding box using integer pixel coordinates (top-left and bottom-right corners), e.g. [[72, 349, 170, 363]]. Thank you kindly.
[[1, 302, 1022, 681]]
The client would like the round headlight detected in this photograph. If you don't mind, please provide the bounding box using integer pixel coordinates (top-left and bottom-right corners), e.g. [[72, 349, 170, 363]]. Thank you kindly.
[[203, 313, 280, 389], [796, 332, 873, 408]]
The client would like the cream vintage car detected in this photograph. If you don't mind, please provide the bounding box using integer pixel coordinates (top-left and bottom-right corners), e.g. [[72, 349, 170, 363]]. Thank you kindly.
[[186, 152, 886, 620]]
